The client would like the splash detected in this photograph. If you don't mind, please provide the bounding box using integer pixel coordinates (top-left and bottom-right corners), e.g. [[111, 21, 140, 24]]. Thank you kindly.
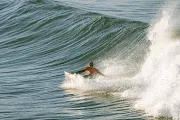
[[128, 1, 180, 119], [62, 72, 133, 92]]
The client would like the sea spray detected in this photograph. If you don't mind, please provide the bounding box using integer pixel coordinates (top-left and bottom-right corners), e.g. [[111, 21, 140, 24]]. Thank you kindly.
[[132, 1, 180, 119]]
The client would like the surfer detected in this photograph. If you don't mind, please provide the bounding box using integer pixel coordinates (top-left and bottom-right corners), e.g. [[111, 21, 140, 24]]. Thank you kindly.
[[71, 62, 105, 78]]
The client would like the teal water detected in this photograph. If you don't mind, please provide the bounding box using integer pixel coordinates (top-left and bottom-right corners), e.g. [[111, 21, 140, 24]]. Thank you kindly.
[[1, 0, 179, 120]]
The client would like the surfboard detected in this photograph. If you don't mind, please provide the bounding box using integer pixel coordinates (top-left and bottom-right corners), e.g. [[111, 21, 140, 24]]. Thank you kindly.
[[64, 72, 72, 76], [64, 72, 84, 81]]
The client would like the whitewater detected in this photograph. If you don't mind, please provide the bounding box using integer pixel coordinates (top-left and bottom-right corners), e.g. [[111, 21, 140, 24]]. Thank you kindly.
[[133, 2, 180, 119]]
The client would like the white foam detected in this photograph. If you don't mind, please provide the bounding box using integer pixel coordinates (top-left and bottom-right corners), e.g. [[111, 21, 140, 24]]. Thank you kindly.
[[131, 2, 180, 119]]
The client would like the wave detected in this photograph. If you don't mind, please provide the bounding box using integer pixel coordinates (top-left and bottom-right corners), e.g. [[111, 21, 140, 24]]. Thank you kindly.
[[3, 0, 176, 119]]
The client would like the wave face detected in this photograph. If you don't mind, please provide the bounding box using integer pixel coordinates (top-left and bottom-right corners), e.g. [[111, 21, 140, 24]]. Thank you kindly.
[[1, 0, 180, 119]]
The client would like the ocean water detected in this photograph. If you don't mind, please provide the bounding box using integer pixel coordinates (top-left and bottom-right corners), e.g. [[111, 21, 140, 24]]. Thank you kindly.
[[1, 0, 180, 119]]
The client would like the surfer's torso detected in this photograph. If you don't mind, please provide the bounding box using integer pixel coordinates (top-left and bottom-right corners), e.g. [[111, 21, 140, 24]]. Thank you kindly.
[[85, 66, 100, 75]]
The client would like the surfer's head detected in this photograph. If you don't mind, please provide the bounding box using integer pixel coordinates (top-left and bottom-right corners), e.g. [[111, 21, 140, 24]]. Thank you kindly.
[[89, 61, 93, 67]]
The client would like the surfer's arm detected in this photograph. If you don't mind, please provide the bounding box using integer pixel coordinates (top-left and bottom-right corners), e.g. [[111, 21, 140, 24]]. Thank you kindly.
[[97, 71, 105, 76]]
